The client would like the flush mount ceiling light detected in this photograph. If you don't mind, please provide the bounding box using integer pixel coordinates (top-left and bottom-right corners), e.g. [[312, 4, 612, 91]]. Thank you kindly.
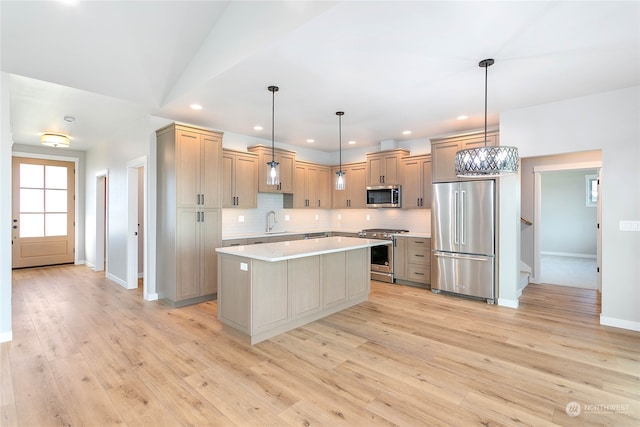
[[41, 132, 70, 148], [266, 85, 280, 186], [335, 111, 346, 191], [455, 59, 519, 177]]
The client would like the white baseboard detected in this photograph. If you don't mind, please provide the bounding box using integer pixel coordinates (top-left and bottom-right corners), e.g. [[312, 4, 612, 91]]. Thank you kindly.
[[75, 260, 86, 266], [144, 293, 159, 301], [600, 316, 640, 332], [0, 330, 13, 343], [541, 251, 596, 259], [498, 298, 519, 308], [106, 272, 128, 288], [86, 262, 95, 270]]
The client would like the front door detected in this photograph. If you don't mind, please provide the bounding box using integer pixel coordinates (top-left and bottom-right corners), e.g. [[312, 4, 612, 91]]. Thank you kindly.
[[12, 157, 75, 268]]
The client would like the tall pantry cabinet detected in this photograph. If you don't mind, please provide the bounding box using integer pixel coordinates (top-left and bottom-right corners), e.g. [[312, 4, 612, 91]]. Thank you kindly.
[[156, 123, 223, 306]]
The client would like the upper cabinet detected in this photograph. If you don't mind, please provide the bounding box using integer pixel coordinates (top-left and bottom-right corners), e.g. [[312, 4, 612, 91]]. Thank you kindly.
[[332, 162, 367, 209], [158, 123, 223, 209], [222, 149, 258, 208], [248, 145, 295, 193], [401, 154, 432, 209], [366, 149, 409, 186], [430, 130, 499, 183], [290, 161, 332, 208]]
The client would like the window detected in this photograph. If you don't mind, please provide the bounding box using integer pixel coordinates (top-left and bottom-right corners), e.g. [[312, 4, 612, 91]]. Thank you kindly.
[[586, 174, 598, 207]]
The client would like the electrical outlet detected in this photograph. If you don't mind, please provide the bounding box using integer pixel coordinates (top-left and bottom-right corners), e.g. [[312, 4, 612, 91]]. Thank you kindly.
[[238, 215, 244, 223], [338, 214, 342, 220], [315, 214, 319, 220], [366, 214, 370, 221], [284, 215, 290, 221]]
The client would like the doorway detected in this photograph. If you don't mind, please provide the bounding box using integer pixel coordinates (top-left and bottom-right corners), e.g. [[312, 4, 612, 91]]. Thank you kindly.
[[95, 171, 108, 273], [533, 163, 602, 291], [11, 156, 76, 268]]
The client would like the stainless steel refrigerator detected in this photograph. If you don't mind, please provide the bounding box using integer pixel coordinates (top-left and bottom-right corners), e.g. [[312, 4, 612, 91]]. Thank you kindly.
[[431, 179, 495, 302]]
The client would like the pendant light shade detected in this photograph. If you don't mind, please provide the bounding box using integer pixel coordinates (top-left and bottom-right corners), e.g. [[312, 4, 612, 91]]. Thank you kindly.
[[335, 111, 346, 191], [455, 59, 519, 177], [267, 85, 280, 186], [41, 132, 70, 148]]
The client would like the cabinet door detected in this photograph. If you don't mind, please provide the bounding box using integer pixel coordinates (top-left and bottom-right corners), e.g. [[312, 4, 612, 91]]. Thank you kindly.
[[293, 164, 308, 208], [278, 152, 295, 193], [367, 156, 383, 185], [176, 208, 200, 300], [316, 166, 332, 208], [402, 158, 422, 209], [347, 164, 367, 208], [421, 157, 432, 209], [431, 140, 460, 183], [235, 154, 258, 208], [201, 133, 221, 208], [393, 237, 407, 281], [222, 153, 235, 208], [176, 130, 201, 207], [383, 155, 401, 184], [200, 209, 220, 296]]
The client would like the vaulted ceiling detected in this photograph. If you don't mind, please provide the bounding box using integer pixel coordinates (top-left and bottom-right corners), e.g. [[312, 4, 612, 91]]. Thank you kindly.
[[2, 1, 638, 152]]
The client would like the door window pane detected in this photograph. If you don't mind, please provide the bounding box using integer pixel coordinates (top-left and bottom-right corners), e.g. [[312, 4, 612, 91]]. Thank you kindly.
[[45, 165, 67, 189], [45, 214, 67, 236], [20, 189, 44, 212], [20, 164, 44, 188], [20, 214, 44, 237], [46, 189, 67, 212]]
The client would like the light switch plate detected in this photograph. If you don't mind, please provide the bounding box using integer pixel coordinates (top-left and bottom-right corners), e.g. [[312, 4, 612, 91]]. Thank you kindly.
[[620, 220, 640, 231], [240, 262, 248, 271], [238, 215, 245, 223]]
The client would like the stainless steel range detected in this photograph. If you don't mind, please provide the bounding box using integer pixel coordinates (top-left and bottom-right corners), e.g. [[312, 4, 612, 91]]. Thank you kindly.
[[358, 228, 409, 283]]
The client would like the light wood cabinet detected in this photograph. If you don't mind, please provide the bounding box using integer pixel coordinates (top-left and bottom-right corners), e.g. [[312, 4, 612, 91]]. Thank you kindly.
[[430, 130, 499, 183], [393, 236, 407, 281], [156, 123, 222, 306], [217, 247, 369, 344], [291, 161, 332, 208], [394, 236, 431, 286], [248, 145, 295, 193], [402, 154, 432, 209], [366, 149, 409, 186], [332, 162, 367, 208], [222, 149, 258, 208]]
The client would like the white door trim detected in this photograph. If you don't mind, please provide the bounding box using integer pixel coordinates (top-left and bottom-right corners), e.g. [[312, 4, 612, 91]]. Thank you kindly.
[[95, 170, 108, 272], [127, 157, 148, 296]]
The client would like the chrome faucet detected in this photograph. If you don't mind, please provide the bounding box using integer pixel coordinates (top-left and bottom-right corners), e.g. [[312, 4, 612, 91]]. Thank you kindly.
[[266, 210, 277, 232]]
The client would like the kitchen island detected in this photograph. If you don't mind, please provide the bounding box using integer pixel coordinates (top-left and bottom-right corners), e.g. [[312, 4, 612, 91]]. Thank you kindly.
[[215, 236, 390, 344]]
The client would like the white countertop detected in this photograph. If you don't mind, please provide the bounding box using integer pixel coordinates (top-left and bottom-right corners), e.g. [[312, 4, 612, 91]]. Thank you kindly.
[[215, 236, 392, 262]]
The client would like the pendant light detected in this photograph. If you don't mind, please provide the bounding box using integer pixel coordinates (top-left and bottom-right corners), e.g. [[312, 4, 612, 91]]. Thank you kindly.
[[455, 59, 519, 177], [266, 85, 280, 186], [335, 111, 346, 191]]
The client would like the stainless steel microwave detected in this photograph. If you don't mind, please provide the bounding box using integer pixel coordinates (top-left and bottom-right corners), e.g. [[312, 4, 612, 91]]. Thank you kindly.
[[366, 185, 401, 208]]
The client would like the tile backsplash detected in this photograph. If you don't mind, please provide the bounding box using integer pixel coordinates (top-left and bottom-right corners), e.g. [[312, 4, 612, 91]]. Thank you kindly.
[[222, 193, 430, 237]]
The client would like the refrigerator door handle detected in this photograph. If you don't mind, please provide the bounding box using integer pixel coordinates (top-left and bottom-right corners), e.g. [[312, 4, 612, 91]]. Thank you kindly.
[[454, 190, 459, 244], [433, 252, 490, 262], [460, 190, 465, 245]]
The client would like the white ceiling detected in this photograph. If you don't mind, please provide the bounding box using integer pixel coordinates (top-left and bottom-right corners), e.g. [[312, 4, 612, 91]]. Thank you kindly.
[[2, 1, 638, 152]]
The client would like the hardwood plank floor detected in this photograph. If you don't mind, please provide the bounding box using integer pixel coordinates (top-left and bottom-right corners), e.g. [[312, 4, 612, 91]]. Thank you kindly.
[[1, 265, 638, 426]]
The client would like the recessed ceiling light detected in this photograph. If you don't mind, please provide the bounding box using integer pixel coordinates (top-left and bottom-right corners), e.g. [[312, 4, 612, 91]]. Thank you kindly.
[[253, 125, 263, 131], [63, 116, 75, 123], [190, 104, 203, 110], [457, 115, 468, 120], [348, 140, 356, 145], [306, 139, 315, 143], [402, 130, 412, 135]]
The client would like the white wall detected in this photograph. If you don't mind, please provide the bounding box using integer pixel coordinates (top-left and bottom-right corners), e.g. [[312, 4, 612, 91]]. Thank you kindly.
[[502, 86, 640, 330], [0, 72, 12, 342]]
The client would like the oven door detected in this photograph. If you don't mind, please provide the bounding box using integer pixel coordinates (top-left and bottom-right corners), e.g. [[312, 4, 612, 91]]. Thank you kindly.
[[370, 242, 392, 274]]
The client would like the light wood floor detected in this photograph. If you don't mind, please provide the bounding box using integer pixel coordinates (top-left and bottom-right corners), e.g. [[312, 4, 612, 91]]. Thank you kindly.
[[2, 265, 638, 426]]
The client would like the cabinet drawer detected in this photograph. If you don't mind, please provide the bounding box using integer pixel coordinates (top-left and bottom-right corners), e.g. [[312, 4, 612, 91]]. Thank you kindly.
[[408, 264, 430, 284], [407, 238, 430, 266]]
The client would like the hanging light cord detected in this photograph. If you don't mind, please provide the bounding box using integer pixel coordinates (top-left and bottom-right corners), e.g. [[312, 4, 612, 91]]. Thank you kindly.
[[338, 112, 343, 169], [271, 87, 276, 162]]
